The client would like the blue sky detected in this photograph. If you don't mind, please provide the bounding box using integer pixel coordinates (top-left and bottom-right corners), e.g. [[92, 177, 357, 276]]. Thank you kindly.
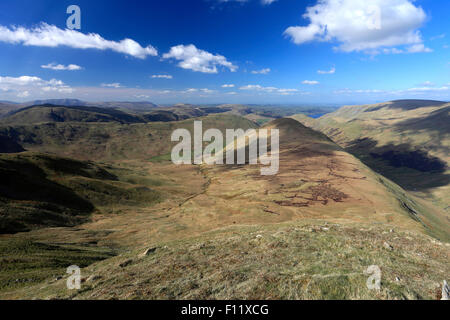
[[0, 0, 449, 104]]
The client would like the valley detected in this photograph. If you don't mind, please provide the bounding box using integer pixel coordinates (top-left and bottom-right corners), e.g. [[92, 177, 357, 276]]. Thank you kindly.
[[0, 100, 448, 300]]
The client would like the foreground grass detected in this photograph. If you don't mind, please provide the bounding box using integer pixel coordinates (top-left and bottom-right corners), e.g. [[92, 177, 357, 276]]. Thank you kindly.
[[3, 220, 448, 300], [0, 236, 115, 293]]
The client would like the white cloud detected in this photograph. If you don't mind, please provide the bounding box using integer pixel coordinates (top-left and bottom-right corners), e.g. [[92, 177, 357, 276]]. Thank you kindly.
[[406, 43, 432, 53], [41, 63, 82, 71], [405, 86, 449, 92], [284, 0, 431, 54], [239, 84, 300, 95], [261, 0, 277, 5], [17, 91, 29, 98], [431, 34, 445, 41], [151, 74, 173, 79], [135, 94, 150, 99], [200, 88, 216, 93], [317, 67, 335, 74], [162, 44, 237, 73], [251, 68, 271, 74], [0, 75, 73, 97], [334, 88, 383, 94], [222, 84, 235, 88], [183, 88, 199, 93], [0, 23, 157, 59], [419, 81, 434, 87], [302, 80, 319, 85], [240, 84, 277, 92], [101, 83, 122, 88]]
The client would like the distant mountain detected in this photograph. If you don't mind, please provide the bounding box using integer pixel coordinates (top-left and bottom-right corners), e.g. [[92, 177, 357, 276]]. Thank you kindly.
[[0, 102, 24, 118], [24, 99, 89, 107], [92, 101, 159, 112], [1, 104, 146, 124], [23, 99, 159, 113]]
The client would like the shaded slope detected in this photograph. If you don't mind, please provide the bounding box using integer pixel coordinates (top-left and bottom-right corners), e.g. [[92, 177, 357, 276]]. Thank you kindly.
[[0, 153, 161, 234]]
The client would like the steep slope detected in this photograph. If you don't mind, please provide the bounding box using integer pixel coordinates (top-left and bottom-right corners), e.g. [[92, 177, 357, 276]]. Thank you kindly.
[[178, 118, 448, 241], [295, 100, 450, 212]]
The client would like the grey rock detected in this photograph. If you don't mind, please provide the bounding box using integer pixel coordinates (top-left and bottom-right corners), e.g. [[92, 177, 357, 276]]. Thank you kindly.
[[442, 280, 449, 300]]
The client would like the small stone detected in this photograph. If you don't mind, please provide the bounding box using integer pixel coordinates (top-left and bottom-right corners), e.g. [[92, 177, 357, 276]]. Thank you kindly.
[[395, 276, 401, 282], [321, 227, 330, 231], [139, 247, 157, 258], [86, 275, 101, 282], [390, 229, 394, 233], [119, 259, 132, 268], [383, 242, 394, 250], [256, 234, 263, 239]]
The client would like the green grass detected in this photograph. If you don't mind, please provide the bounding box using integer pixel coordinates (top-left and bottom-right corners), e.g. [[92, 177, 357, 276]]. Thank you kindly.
[[6, 221, 447, 300], [0, 237, 114, 292], [0, 153, 162, 234]]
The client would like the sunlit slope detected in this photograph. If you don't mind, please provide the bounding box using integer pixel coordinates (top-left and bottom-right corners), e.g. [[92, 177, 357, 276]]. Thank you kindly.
[[293, 100, 450, 212], [163, 118, 449, 242], [0, 114, 258, 161], [3, 118, 448, 300], [1, 104, 146, 124]]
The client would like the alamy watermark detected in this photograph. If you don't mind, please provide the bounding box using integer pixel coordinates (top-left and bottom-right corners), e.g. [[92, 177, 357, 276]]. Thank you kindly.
[[66, 265, 81, 290], [66, 5, 81, 30], [365, 265, 381, 291], [171, 121, 279, 175]]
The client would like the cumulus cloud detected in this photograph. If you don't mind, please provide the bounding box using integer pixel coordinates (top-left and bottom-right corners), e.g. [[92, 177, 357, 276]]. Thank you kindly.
[[239, 84, 300, 95], [17, 91, 30, 98], [222, 84, 235, 88], [183, 88, 199, 93], [162, 44, 237, 73], [405, 86, 449, 92], [302, 80, 319, 85], [151, 74, 173, 79], [284, 0, 431, 54], [0, 75, 73, 97], [251, 68, 271, 74], [318, 67, 336, 74], [0, 23, 157, 59], [41, 63, 82, 71], [101, 83, 122, 88]]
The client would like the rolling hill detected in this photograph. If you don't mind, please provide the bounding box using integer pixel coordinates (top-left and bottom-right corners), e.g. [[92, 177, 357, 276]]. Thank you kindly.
[[292, 100, 450, 212], [0, 153, 161, 234], [1, 104, 146, 125]]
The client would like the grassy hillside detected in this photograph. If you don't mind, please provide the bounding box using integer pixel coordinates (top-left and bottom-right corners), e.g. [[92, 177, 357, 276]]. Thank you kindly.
[[5, 220, 447, 300], [0, 153, 161, 234], [293, 100, 450, 212], [1, 105, 146, 124], [0, 114, 259, 161]]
